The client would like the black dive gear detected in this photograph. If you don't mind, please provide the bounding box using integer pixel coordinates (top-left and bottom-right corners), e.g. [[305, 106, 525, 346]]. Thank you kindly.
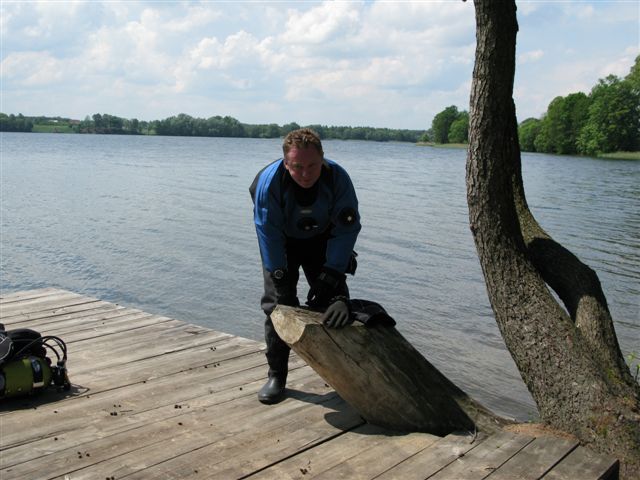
[[322, 299, 352, 328], [270, 269, 298, 307], [306, 266, 345, 308], [258, 374, 287, 404], [0, 325, 70, 399]]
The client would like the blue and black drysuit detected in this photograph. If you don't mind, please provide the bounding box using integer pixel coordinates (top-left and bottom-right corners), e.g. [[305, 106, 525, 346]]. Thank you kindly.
[[250, 158, 361, 378]]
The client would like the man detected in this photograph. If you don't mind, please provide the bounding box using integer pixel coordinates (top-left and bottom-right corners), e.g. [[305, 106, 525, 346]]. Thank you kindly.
[[250, 128, 361, 404]]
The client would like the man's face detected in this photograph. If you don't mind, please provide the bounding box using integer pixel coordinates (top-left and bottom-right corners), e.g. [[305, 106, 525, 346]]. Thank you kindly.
[[283, 146, 323, 189]]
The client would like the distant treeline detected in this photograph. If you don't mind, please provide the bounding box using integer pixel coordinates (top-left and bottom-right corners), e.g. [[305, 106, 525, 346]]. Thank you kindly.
[[423, 55, 639, 155], [1, 113, 34, 132], [0, 112, 423, 143]]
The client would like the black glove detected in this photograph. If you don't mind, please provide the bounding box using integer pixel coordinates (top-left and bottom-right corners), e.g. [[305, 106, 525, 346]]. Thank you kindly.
[[271, 269, 299, 307], [306, 267, 344, 308], [322, 300, 352, 328]]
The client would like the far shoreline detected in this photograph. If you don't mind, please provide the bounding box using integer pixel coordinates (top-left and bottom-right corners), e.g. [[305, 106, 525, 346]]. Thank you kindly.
[[416, 142, 640, 160]]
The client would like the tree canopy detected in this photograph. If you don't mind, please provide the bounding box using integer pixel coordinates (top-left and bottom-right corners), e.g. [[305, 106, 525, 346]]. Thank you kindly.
[[428, 55, 639, 155], [519, 57, 639, 155], [0, 113, 33, 132], [431, 105, 461, 143]]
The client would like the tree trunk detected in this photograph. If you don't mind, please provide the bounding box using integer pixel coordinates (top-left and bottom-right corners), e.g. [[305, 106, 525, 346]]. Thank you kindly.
[[467, 1, 640, 477], [271, 305, 508, 435]]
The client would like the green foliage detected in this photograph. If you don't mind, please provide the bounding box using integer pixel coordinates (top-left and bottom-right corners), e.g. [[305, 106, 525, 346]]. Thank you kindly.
[[32, 124, 74, 133], [517, 57, 640, 156], [533, 122, 551, 153], [427, 106, 469, 144], [537, 93, 590, 154], [418, 128, 434, 143], [431, 105, 460, 144], [0, 113, 33, 132], [518, 118, 541, 152], [448, 111, 469, 144], [577, 75, 639, 155]]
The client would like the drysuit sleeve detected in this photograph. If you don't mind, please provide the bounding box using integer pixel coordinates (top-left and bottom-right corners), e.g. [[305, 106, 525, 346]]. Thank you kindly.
[[252, 162, 287, 273], [325, 163, 361, 273]]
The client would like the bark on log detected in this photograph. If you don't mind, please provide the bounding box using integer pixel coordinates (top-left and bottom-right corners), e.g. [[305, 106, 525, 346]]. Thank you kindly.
[[272, 305, 509, 436]]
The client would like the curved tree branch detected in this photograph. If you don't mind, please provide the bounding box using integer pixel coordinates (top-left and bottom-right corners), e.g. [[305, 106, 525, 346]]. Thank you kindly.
[[513, 181, 637, 393]]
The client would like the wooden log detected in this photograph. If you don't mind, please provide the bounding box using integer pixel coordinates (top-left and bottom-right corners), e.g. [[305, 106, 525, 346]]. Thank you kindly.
[[272, 305, 508, 436]]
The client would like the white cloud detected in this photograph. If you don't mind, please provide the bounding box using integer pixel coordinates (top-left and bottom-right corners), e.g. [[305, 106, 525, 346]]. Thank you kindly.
[[281, 1, 361, 45], [177, 30, 275, 94], [600, 45, 640, 78], [1, 51, 64, 86], [165, 5, 223, 33], [517, 3, 540, 17], [273, 0, 475, 117], [573, 4, 596, 20], [518, 49, 544, 65]]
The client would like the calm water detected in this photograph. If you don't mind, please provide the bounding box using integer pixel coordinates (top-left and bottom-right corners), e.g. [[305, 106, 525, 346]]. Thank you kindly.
[[1, 132, 638, 420]]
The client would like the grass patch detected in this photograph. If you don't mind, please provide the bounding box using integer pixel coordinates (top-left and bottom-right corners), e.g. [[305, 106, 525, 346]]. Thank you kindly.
[[416, 142, 468, 149], [32, 124, 75, 134], [598, 151, 640, 160]]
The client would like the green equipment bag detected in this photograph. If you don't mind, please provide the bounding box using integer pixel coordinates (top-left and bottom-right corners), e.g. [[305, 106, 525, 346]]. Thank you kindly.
[[0, 324, 70, 399]]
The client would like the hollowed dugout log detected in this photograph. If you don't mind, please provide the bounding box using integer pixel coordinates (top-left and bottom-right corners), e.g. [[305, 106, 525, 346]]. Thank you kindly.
[[272, 305, 506, 436]]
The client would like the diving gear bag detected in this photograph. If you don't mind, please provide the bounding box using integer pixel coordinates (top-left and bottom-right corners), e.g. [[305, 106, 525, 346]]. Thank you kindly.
[[0, 323, 70, 399]]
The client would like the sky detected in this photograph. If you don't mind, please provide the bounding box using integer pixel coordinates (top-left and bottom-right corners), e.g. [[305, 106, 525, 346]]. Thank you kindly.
[[1, 1, 638, 130]]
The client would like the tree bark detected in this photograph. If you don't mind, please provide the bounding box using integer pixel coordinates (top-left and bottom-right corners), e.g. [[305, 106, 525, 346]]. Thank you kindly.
[[467, 1, 640, 477], [272, 305, 509, 435]]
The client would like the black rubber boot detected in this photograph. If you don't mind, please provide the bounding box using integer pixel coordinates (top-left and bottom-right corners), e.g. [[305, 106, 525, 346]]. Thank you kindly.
[[258, 375, 287, 404]]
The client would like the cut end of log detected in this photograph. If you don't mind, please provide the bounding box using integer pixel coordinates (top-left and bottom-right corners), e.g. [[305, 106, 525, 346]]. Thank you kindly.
[[271, 305, 324, 345]]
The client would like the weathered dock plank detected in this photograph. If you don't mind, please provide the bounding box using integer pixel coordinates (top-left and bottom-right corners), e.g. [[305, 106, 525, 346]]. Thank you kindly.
[[484, 436, 578, 479], [0, 288, 86, 308], [3, 373, 345, 480], [0, 298, 107, 325], [250, 423, 438, 480], [543, 446, 619, 480], [427, 430, 534, 479], [0, 301, 128, 332], [0, 289, 97, 317], [0, 287, 63, 303], [374, 432, 485, 479], [0, 289, 619, 480]]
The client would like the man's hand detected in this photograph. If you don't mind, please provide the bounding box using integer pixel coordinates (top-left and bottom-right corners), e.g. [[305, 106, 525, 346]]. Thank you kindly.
[[322, 300, 351, 328], [307, 267, 343, 308]]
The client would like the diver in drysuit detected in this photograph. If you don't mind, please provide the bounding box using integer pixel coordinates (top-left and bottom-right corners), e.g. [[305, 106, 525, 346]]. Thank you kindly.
[[250, 128, 361, 404]]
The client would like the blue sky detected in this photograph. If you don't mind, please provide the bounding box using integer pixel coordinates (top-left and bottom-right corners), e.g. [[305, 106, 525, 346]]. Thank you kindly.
[[1, 0, 638, 130]]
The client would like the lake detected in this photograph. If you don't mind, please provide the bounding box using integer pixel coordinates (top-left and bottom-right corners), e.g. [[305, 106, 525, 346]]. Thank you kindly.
[[1, 132, 638, 420]]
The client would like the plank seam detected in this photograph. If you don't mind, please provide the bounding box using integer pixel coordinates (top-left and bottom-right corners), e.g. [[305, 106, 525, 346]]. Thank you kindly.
[[237, 423, 367, 479], [0, 300, 104, 321]]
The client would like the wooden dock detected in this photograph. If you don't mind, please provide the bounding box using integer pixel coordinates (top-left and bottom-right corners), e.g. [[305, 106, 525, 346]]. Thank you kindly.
[[0, 288, 619, 479]]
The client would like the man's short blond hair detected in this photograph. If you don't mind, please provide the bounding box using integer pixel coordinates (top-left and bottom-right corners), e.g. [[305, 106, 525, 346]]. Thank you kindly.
[[282, 128, 324, 158]]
